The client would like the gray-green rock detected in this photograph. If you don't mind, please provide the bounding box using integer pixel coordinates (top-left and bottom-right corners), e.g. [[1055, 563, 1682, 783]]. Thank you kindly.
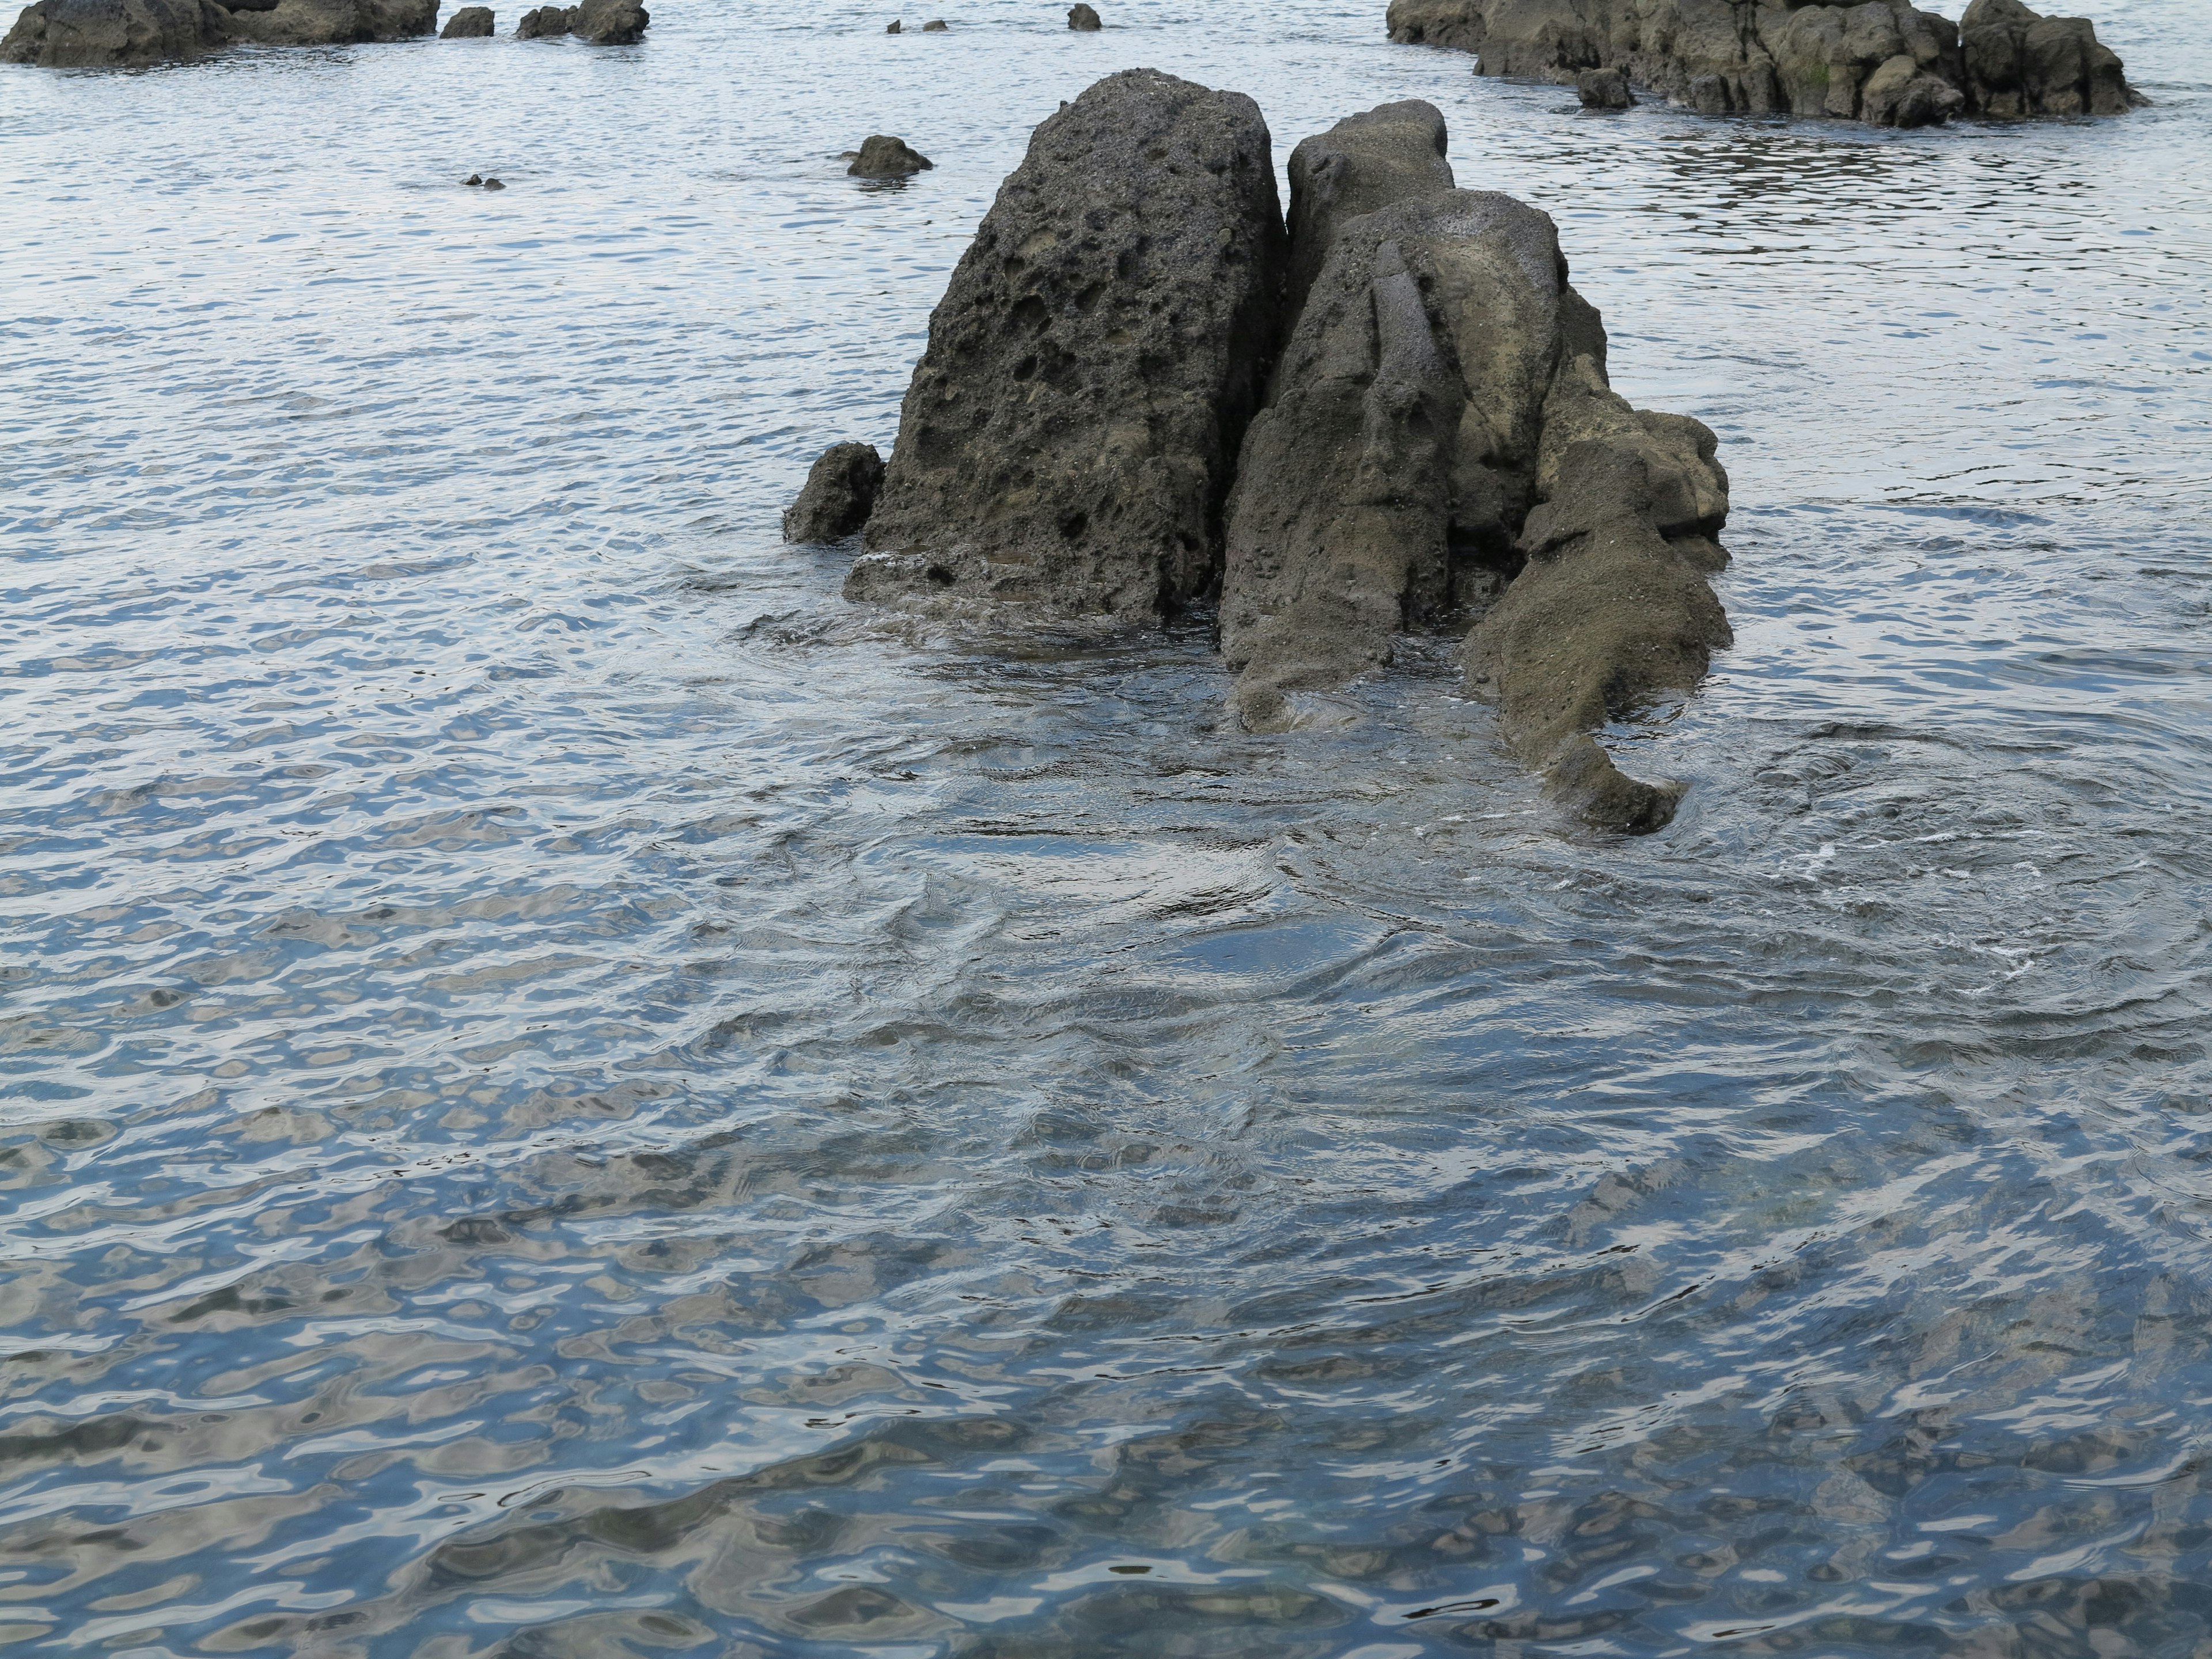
[[441, 3, 492, 34]]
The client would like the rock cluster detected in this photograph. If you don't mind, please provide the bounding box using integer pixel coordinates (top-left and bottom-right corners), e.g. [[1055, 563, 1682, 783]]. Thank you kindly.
[[440, 2, 490, 33], [516, 0, 645, 40], [1384, 0, 2140, 125], [2, 0, 434, 62], [815, 77, 1730, 828]]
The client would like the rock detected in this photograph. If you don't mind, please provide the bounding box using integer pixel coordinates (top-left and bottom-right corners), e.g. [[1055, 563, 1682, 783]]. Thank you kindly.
[[1282, 99, 1455, 334], [885, 17, 899, 31], [1067, 2, 1100, 27], [463, 172, 483, 184], [1384, 0, 2136, 125], [1576, 67, 1634, 108], [1, 0, 226, 65], [1961, 0, 2138, 116], [219, 0, 436, 47], [921, 16, 944, 28], [514, 2, 564, 33], [567, 0, 643, 42], [847, 135, 933, 177], [441, 3, 491, 33], [1218, 181, 1729, 832], [784, 444, 887, 545], [482, 176, 505, 188], [849, 69, 1287, 623]]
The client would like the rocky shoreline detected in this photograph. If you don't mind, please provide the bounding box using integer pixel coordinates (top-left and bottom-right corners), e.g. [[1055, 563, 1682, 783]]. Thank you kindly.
[[815, 72, 1733, 832], [1386, 0, 2142, 126]]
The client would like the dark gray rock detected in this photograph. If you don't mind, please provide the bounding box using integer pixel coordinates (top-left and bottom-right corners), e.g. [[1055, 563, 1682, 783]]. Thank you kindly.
[[463, 172, 483, 184], [1385, 0, 2135, 125], [1067, 3, 1099, 28], [848, 134, 933, 177], [849, 69, 1287, 623], [220, 0, 435, 46], [784, 444, 887, 545], [514, 2, 564, 33], [1282, 99, 1453, 334], [481, 176, 505, 188], [1219, 183, 1729, 832], [441, 3, 491, 33], [1576, 67, 1634, 108], [920, 16, 944, 28], [568, 0, 642, 42], [1, 0, 225, 65], [885, 17, 899, 30]]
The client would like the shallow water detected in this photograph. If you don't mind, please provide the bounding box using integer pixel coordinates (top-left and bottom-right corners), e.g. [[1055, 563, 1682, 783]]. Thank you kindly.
[[3, 1, 2211, 1653]]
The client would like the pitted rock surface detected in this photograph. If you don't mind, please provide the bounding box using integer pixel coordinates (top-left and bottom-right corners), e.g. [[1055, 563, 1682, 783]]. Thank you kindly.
[[1281, 99, 1456, 336]]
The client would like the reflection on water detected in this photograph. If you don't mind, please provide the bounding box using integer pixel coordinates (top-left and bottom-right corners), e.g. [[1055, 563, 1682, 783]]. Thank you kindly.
[[3, 1, 2211, 1653]]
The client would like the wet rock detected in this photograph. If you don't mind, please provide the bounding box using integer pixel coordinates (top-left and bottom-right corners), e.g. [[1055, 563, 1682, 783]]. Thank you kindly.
[[885, 17, 899, 31], [1576, 67, 1634, 109], [1384, 0, 2135, 125], [441, 3, 492, 33], [482, 176, 505, 188], [850, 69, 1286, 622], [784, 443, 887, 545], [847, 135, 933, 177], [1961, 0, 2138, 116], [1, 0, 225, 64], [1282, 98, 1455, 333], [1219, 180, 1728, 832], [463, 172, 483, 184], [219, 0, 437, 47], [514, 2, 565, 33], [569, 0, 643, 43], [921, 16, 944, 28], [1067, 2, 1100, 28]]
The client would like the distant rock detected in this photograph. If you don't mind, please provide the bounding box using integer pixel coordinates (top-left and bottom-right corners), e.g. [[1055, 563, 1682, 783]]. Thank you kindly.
[[1385, 0, 2139, 124], [568, 0, 643, 41], [1067, 3, 1100, 28], [848, 69, 1286, 622], [1, 0, 222, 65], [848, 135, 933, 177], [784, 444, 887, 545], [482, 176, 505, 188], [514, 2, 565, 33], [921, 16, 944, 28], [222, 0, 437, 47], [1281, 98, 1454, 333], [463, 172, 483, 184], [885, 17, 899, 31], [441, 3, 493, 34], [1576, 67, 1633, 109]]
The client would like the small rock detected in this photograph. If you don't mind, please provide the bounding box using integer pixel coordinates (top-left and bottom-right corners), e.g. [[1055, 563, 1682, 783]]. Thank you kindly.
[[885, 17, 900, 31], [848, 135, 933, 178], [920, 16, 945, 28], [515, 2, 566, 34], [1575, 67, 1634, 108], [482, 176, 506, 190], [1067, 2, 1100, 26], [463, 173, 483, 184], [568, 0, 645, 43], [783, 443, 887, 544], [441, 4, 494, 35]]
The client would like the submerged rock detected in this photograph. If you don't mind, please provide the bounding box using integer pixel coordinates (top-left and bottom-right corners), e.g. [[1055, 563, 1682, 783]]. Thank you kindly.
[[1, 0, 223, 65], [921, 16, 944, 28], [1220, 139, 1729, 831], [1576, 67, 1633, 108], [1385, 0, 2138, 124], [848, 69, 1286, 623], [1282, 98, 1455, 333], [785, 444, 888, 545], [441, 3, 492, 34], [1068, 2, 1100, 28], [848, 135, 933, 177]]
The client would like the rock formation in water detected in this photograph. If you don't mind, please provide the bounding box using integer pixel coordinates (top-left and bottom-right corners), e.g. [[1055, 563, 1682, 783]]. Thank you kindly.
[[1384, 0, 2139, 124], [921, 16, 944, 28], [1282, 100, 1456, 333], [512, 0, 637, 39], [785, 444, 887, 544], [1577, 66, 1633, 107], [441, 3, 491, 33], [1218, 100, 1729, 830], [848, 69, 1287, 622], [885, 17, 899, 30], [1069, 3, 1101, 28], [849, 135, 933, 177], [515, 2, 562, 32], [1, 0, 433, 61]]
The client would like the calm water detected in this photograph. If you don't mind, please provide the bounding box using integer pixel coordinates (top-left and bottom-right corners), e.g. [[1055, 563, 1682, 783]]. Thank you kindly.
[[3, 2, 2211, 1653]]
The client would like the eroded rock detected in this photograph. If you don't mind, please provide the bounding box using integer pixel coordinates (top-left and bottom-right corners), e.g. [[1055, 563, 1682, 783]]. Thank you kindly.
[[1576, 66, 1633, 108], [1220, 175, 1730, 832], [1, 0, 224, 65], [514, 2, 564, 33], [221, 0, 436, 47], [1068, 3, 1100, 28], [848, 69, 1286, 622], [785, 444, 887, 544], [848, 135, 933, 177], [1282, 98, 1455, 331], [1385, 0, 2138, 124], [441, 3, 492, 34]]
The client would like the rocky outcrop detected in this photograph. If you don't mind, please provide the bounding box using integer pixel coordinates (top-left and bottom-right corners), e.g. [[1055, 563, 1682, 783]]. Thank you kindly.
[[514, 2, 562, 32], [441, 3, 491, 33], [1219, 130, 1729, 831], [569, 0, 643, 41], [1577, 66, 1633, 107], [1, 0, 224, 64], [220, 0, 434, 46], [849, 69, 1287, 622], [1385, 0, 2139, 124], [1069, 3, 1100, 28], [1282, 99, 1455, 332], [785, 444, 886, 544], [849, 135, 933, 177]]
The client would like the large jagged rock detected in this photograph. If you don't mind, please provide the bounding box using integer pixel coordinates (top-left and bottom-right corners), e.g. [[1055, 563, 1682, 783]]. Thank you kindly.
[[567, 0, 642, 42], [219, 0, 433, 45], [2, 0, 225, 64], [1385, 0, 2138, 124], [849, 69, 1287, 622], [440, 3, 491, 34], [784, 444, 886, 544], [1219, 170, 1730, 832], [513, 1, 562, 32], [1282, 99, 1456, 334]]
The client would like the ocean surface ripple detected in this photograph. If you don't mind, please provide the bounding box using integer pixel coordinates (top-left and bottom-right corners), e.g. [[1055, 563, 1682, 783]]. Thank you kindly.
[[3, 1, 2211, 1653]]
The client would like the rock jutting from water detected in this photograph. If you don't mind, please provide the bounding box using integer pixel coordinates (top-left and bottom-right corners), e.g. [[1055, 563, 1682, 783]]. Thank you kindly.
[[848, 135, 934, 177], [1384, 0, 2141, 125], [513, 0, 641, 39], [1069, 3, 1100, 28], [1280, 99, 1456, 332], [846, 69, 1287, 622], [1577, 66, 1633, 108], [1, 0, 433, 63], [1218, 99, 1728, 831], [785, 444, 887, 545], [441, 3, 491, 34]]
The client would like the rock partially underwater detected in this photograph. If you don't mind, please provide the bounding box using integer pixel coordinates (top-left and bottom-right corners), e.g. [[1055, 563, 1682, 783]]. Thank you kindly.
[[1384, 0, 2141, 125], [1, 0, 434, 61], [785, 444, 886, 545], [847, 68, 1287, 622]]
